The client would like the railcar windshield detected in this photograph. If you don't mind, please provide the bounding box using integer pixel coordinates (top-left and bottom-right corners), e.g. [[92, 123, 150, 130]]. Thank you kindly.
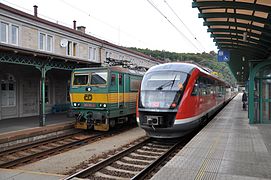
[[140, 71, 188, 109]]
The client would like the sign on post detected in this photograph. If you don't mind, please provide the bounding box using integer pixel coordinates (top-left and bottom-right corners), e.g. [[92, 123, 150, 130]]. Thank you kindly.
[[218, 50, 230, 62]]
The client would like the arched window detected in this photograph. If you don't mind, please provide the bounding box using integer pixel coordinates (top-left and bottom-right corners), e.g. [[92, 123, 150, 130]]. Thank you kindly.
[[1, 73, 16, 107]]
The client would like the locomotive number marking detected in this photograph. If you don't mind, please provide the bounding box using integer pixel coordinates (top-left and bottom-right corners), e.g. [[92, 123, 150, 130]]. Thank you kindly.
[[84, 94, 92, 101]]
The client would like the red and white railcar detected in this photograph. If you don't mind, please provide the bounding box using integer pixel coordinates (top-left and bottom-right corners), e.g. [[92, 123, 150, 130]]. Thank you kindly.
[[137, 62, 232, 138]]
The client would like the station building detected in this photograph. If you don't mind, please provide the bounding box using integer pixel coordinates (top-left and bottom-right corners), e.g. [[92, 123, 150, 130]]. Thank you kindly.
[[0, 3, 160, 121]]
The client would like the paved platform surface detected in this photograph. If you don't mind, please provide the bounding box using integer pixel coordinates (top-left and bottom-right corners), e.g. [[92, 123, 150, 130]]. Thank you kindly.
[[0, 113, 75, 145], [0, 113, 74, 134], [0, 168, 82, 180], [0, 168, 64, 180], [152, 94, 271, 180]]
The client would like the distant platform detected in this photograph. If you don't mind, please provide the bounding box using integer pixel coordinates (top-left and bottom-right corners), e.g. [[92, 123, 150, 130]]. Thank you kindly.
[[152, 94, 271, 180], [0, 113, 74, 146], [0, 168, 83, 180]]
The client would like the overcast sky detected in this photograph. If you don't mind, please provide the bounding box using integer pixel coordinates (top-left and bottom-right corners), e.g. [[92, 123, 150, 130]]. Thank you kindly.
[[1, 0, 217, 53]]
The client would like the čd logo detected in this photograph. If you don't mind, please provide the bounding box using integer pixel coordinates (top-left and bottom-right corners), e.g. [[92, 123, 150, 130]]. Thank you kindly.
[[84, 94, 92, 101]]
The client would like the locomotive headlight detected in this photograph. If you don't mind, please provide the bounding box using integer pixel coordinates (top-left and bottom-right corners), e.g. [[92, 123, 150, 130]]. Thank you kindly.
[[73, 103, 77, 107], [99, 104, 106, 108]]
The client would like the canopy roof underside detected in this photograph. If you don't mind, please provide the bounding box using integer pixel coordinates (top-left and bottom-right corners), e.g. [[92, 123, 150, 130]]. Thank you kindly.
[[193, 0, 271, 84]]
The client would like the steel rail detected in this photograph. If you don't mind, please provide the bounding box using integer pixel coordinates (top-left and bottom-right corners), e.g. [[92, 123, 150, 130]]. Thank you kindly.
[[63, 137, 152, 180], [131, 139, 184, 180], [0, 132, 105, 168], [0, 125, 135, 168], [63, 138, 184, 180], [0, 131, 81, 155]]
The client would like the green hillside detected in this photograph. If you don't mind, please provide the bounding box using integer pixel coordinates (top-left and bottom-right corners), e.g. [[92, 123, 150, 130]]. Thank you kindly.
[[129, 47, 236, 86]]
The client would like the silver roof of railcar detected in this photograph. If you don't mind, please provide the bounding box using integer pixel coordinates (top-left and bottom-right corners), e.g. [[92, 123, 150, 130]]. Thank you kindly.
[[146, 62, 210, 75]]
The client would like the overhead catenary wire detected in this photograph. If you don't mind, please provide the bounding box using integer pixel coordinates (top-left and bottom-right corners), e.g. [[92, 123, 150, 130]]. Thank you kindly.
[[59, 0, 152, 48], [163, 0, 206, 51], [146, 0, 201, 52]]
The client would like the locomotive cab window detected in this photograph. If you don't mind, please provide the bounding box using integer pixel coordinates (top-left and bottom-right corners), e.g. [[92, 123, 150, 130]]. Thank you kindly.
[[73, 74, 88, 86], [90, 71, 107, 85]]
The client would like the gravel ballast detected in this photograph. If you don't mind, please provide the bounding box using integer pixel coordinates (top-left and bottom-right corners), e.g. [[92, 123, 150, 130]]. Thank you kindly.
[[17, 127, 146, 175]]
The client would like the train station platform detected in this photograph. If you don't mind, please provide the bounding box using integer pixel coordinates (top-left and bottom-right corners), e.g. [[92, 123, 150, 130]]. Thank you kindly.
[[0, 168, 67, 180], [0, 113, 75, 147], [152, 93, 271, 180]]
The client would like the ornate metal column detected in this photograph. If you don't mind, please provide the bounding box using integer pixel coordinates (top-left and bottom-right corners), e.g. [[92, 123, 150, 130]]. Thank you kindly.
[[36, 65, 51, 126]]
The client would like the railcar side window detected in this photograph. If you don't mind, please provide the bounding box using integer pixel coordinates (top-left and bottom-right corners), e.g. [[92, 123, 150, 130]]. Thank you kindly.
[[191, 80, 199, 96], [199, 77, 207, 95], [73, 74, 88, 85]]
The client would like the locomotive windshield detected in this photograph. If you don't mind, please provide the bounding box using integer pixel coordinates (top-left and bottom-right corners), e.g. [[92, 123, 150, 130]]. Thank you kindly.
[[140, 71, 188, 109], [72, 71, 108, 86], [73, 74, 88, 86], [90, 71, 107, 85]]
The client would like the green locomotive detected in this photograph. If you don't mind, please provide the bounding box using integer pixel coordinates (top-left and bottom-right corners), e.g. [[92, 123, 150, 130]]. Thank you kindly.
[[70, 66, 143, 131]]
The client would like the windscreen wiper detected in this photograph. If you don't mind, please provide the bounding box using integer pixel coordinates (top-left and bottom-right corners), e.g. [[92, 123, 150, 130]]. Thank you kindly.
[[156, 75, 177, 90]]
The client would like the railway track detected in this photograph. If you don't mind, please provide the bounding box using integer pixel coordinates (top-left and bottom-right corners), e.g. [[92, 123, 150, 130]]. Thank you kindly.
[[64, 137, 190, 180], [0, 125, 134, 168]]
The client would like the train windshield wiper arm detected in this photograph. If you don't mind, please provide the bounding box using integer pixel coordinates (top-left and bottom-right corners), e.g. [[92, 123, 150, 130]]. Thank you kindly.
[[156, 75, 177, 90]]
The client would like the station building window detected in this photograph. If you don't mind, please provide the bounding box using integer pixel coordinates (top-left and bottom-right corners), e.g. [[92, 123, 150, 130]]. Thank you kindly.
[[1, 74, 16, 107], [1, 22, 8, 43], [0, 21, 19, 45], [89, 47, 97, 61], [67, 41, 77, 57], [38, 32, 53, 52], [11, 25, 19, 45]]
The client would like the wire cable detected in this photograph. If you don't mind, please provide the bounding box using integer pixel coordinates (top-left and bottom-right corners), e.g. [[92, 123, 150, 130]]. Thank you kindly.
[[146, 0, 201, 52], [59, 0, 151, 47], [163, 0, 206, 51]]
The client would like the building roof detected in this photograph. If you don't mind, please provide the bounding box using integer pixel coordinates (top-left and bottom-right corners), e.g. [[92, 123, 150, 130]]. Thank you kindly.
[[0, 3, 161, 64]]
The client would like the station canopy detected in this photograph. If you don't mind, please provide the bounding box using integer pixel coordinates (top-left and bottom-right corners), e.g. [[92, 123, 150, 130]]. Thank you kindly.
[[193, 0, 271, 84]]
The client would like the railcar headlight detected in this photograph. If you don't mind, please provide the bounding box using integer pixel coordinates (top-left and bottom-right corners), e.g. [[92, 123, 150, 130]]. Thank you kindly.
[[103, 104, 107, 108], [77, 103, 81, 107], [99, 104, 103, 107], [73, 103, 77, 107]]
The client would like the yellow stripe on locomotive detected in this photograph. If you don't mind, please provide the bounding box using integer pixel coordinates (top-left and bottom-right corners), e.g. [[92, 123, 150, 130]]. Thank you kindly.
[[70, 92, 137, 104]]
